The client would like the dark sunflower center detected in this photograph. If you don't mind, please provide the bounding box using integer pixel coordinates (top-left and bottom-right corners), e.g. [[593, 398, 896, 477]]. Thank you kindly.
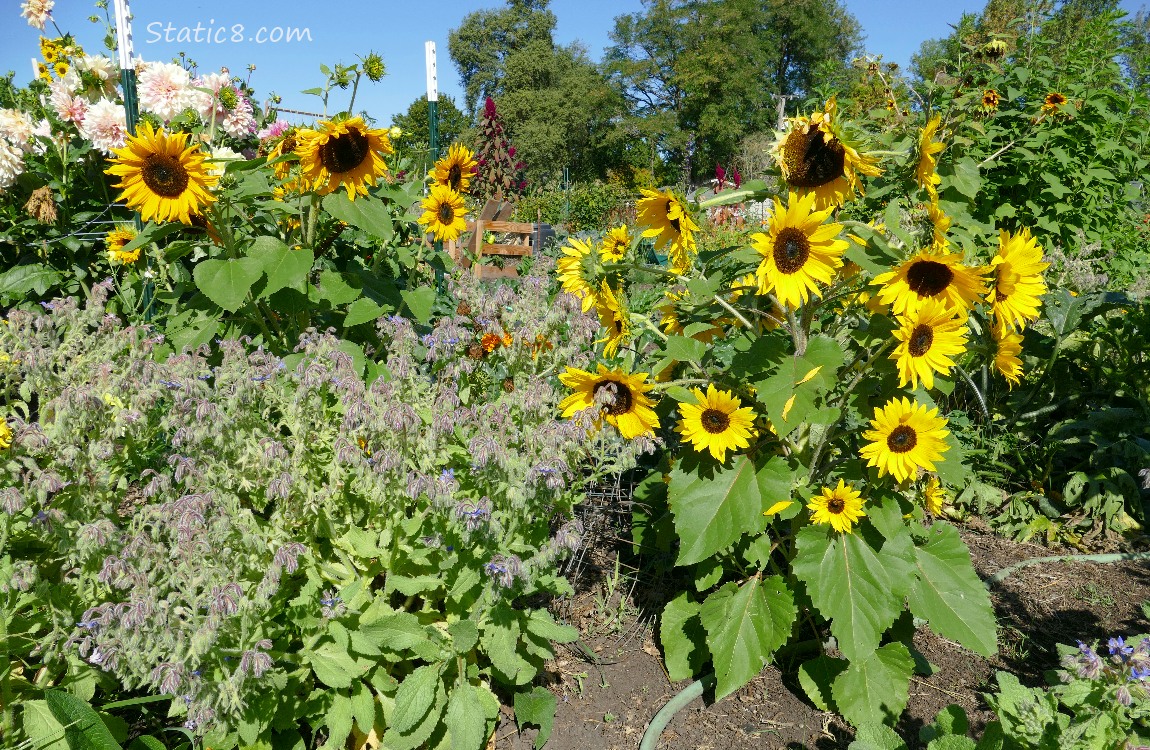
[[700, 408, 730, 434], [448, 163, 463, 191], [593, 380, 633, 416], [319, 128, 369, 174], [827, 495, 846, 514], [141, 154, 190, 198], [774, 228, 811, 274], [886, 425, 918, 454], [906, 260, 954, 297], [664, 200, 681, 234], [614, 317, 624, 334], [908, 324, 934, 356], [437, 202, 455, 224], [783, 126, 846, 189]]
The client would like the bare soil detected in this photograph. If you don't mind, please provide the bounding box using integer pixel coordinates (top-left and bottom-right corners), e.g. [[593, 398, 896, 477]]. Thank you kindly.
[[490, 520, 1150, 750]]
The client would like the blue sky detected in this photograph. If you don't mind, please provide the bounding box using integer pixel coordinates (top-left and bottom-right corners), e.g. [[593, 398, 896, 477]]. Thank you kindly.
[[2, 0, 1145, 125]]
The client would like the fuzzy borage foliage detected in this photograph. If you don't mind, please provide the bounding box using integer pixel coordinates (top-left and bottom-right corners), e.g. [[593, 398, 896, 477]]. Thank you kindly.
[[0, 275, 649, 749]]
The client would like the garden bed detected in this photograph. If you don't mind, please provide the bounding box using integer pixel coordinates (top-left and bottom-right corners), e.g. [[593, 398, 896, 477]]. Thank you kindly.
[[492, 525, 1150, 749]]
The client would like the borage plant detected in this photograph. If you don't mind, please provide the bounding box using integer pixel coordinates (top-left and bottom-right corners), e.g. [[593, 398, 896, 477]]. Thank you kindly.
[[550, 96, 1037, 731], [0, 270, 647, 750]]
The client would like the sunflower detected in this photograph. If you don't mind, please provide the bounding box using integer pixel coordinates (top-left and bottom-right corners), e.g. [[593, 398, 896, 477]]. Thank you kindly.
[[676, 384, 756, 463], [981, 90, 1000, 112], [42, 44, 58, 64], [599, 225, 630, 263], [558, 364, 659, 439], [417, 185, 468, 242], [993, 327, 1024, 388], [557, 237, 599, 312], [872, 248, 987, 317], [53, 62, 69, 78], [1042, 92, 1067, 113], [986, 227, 1048, 333], [0, 416, 11, 451], [637, 188, 698, 271], [266, 129, 300, 180], [35, 62, 51, 82], [859, 397, 951, 484], [916, 115, 945, 203], [752, 191, 847, 309], [891, 299, 969, 390], [295, 116, 393, 199], [922, 476, 947, 515], [927, 203, 951, 251], [595, 281, 632, 358], [771, 97, 882, 209], [808, 480, 867, 534], [431, 143, 478, 194], [104, 224, 140, 265], [105, 121, 218, 225]]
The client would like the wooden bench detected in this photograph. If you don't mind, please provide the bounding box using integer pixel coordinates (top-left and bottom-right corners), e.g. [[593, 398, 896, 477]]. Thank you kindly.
[[446, 200, 539, 279]]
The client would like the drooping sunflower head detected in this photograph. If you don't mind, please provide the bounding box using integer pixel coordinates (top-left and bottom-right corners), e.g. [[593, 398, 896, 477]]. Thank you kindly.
[[771, 97, 882, 209], [859, 397, 951, 484], [752, 191, 848, 310], [595, 281, 632, 358], [637, 188, 699, 257], [922, 476, 947, 515], [927, 203, 951, 251], [808, 479, 867, 534], [295, 116, 393, 199], [981, 89, 1001, 112], [1043, 92, 1067, 113], [992, 327, 1024, 388], [890, 298, 969, 391], [432, 143, 478, 194], [104, 224, 140, 265], [872, 248, 988, 317], [558, 364, 659, 439], [0, 415, 11, 451], [417, 184, 468, 241], [916, 114, 945, 201], [599, 225, 631, 263], [986, 227, 1049, 334], [557, 237, 599, 312], [105, 121, 219, 225], [266, 128, 300, 180], [676, 384, 757, 463]]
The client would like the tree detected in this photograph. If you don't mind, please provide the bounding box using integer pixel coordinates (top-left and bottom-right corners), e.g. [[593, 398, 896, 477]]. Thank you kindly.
[[390, 94, 470, 151], [448, 0, 556, 115], [1122, 8, 1150, 92]]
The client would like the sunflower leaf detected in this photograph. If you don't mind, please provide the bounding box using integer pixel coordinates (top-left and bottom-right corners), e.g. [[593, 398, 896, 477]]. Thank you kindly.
[[668, 455, 791, 566], [699, 576, 795, 700], [660, 592, 707, 681], [908, 523, 997, 656], [193, 257, 264, 313], [248, 236, 313, 299], [792, 526, 906, 663], [322, 193, 394, 242], [831, 642, 914, 728]]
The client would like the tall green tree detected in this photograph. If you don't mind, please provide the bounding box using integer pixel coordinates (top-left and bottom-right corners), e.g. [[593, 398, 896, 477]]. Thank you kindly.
[[390, 94, 470, 151], [447, 0, 557, 115], [603, 0, 862, 185]]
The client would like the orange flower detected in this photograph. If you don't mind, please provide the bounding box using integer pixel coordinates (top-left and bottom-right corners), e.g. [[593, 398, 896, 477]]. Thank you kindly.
[[501, 332, 514, 348], [480, 333, 501, 353]]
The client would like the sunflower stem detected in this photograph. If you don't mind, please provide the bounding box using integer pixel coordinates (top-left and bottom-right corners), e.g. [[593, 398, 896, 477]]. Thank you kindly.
[[649, 378, 709, 392], [712, 295, 754, 331], [347, 72, 362, 115], [955, 364, 990, 420], [808, 339, 897, 475]]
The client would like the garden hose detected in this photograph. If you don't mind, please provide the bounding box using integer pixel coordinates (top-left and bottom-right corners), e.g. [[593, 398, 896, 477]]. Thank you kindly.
[[986, 550, 1150, 586], [638, 673, 715, 750]]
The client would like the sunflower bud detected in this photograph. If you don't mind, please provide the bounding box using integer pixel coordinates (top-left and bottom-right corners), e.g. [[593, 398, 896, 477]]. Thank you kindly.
[[362, 53, 386, 82], [983, 39, 1007, 60]]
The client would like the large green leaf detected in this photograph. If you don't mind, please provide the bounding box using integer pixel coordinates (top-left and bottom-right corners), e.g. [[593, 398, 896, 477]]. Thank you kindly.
[[400, 286, 437, 325], [307, 641, 368, 688], [0, 263, 63, 299], [699, 576, 795, 700], [193, 257, 263, 312], [322, 193, 395, 241], [798, 655, 848, 711], [908, 523, 997, 657], [831, 642, 914, 727], [660, 592, 707, 682], [248, 236, 313, 299], [446, 683, 497, 750], [753, 336, 845, 438], [45, 690, 122, 750], [792, 526, 908, 662], [514, 687, 557, 750], [669, 455, 791, 565], [390, 665, 442, 735]]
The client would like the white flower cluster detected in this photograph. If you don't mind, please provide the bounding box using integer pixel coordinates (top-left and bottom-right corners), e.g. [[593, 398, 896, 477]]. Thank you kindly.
[[0, 109, 47, 193], [135, 63, 256, 137], [20, 0, 53, 30], [45, 54, 126, 154]]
